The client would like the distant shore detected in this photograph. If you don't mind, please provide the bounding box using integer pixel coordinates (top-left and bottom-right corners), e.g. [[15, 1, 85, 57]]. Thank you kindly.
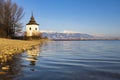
[[0, 38, 48, 62], [52, 38, 120, 41]]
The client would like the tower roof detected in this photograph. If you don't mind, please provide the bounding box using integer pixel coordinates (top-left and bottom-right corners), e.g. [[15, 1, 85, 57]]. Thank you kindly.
[[27, 13, 39, 25]]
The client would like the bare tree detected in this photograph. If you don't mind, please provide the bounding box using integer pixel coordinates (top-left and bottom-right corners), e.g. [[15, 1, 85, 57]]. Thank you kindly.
[[0, 0, 24, 38], [0, 0, 7, 37], [0, 0, 4, 29]]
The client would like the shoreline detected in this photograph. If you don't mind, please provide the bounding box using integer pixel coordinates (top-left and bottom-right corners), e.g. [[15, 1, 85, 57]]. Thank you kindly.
[[52, 39, 120, 41], [0, 38, 48, 63]]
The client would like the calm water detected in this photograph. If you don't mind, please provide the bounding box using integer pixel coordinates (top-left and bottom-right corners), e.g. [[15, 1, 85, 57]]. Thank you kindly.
[[0, 41, 120, 80]]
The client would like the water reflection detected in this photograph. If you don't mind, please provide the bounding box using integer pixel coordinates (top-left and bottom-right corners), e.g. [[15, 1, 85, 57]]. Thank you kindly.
[[0, 54, 22, 80], [1, 41, 120, 80], [0, 44, 43, 80], [26, 46, 40, 66]]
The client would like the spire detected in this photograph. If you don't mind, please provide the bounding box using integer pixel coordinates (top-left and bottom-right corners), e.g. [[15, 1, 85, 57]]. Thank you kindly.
[[26, 12, 39, 25], [31, 11, 33, 18], [32, 11, 33, 16]]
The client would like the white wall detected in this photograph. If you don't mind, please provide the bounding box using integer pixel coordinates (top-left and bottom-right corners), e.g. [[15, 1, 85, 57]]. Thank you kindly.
[[26, 25, 39, 36]]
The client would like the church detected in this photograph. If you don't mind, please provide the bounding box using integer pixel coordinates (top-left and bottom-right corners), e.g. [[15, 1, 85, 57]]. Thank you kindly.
[[26, 13, 40, 37]]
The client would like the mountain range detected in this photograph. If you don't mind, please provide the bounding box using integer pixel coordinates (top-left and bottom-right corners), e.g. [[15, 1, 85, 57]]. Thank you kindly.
[[42, 32, 96, 40], [41, 31, 120, 40]]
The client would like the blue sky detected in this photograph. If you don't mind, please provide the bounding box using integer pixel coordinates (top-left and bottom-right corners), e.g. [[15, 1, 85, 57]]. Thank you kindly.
[[13, 0, 120, 36]]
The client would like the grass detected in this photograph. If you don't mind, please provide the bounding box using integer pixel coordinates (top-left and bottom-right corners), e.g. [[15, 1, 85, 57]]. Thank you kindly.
[[0, 38, 48, 63]]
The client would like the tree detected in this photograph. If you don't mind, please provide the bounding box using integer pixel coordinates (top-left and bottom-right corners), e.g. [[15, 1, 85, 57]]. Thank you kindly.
[[0, 0, 24, 38], [0, 0, 4, 32]]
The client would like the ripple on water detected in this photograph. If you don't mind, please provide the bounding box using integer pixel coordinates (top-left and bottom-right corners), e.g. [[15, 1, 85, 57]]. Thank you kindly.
[[1, 41, 120, 80]]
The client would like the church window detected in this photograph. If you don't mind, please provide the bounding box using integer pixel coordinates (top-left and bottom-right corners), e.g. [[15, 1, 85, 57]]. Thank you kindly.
[[29, 27, 31, 30]]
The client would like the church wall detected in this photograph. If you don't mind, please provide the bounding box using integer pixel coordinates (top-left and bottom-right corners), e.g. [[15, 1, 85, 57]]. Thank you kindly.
[[26, 25, 39, 36]]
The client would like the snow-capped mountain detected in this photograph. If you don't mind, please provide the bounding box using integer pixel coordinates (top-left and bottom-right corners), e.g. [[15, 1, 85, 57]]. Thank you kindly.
[[41, 31, 95, 40]]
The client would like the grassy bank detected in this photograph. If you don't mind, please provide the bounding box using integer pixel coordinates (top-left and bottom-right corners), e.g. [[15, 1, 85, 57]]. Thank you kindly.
[[0, 38, 48, 63]]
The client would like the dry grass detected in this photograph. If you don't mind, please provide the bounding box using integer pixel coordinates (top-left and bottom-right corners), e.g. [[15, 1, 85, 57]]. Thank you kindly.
[[0, 38, 48, 63]]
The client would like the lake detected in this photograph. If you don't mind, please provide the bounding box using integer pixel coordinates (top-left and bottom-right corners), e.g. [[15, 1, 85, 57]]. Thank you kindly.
[[0, 41, 120, 80]]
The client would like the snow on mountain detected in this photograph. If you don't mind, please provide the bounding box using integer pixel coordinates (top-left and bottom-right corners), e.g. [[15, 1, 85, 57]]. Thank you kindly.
[[41, 31, 95, 39], [62, 30, 80, 33], [40, 30, 57, 33]]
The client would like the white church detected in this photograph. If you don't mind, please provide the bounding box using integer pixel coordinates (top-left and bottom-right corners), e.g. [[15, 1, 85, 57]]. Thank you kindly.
[[26, 13, 40, 37]]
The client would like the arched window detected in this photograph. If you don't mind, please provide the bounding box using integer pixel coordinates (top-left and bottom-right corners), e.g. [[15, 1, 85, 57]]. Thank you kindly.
[[35, 28, 37, 30], [29, 27, 31, 30]]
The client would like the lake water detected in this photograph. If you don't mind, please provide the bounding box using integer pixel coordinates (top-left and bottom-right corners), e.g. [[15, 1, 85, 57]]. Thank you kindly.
[[0, 41, 120, 80]]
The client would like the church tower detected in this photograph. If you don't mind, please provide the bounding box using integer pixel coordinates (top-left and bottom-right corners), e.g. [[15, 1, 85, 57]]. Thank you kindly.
[[26, 13, 39, 37]]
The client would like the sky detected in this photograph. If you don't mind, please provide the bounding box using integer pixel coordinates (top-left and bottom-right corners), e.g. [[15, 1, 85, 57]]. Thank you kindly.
[[13, 0, 120, 36]]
